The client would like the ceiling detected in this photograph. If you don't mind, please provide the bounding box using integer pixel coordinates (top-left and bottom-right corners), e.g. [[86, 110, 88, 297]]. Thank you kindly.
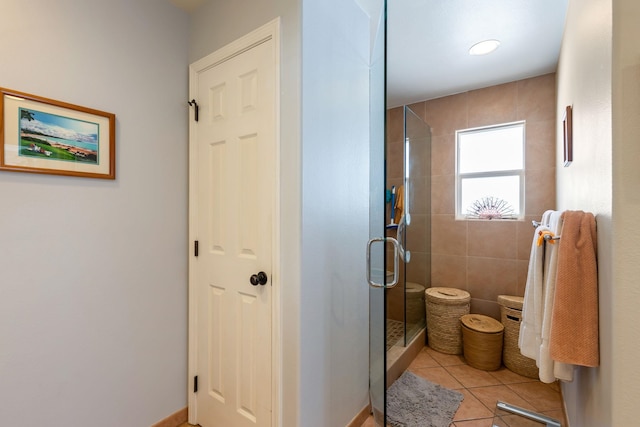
[[170, 0, 569, 108], [387, 0, 569, 107]]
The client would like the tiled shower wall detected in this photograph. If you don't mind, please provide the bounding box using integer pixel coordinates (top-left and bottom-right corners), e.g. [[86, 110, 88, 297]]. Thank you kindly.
[[387, 73, 556, 320]]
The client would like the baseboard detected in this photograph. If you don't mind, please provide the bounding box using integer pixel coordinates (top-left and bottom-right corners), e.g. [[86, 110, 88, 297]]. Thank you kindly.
[[346, 403, 371, 427], [559, 383, 569, 427], [150, 407, 188, 427]]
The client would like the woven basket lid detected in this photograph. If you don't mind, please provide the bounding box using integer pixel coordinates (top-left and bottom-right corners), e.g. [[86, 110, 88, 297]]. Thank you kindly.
[[497, 295, 524, 310], [425, 287, 471, 304], [461, 314, 504, 334]]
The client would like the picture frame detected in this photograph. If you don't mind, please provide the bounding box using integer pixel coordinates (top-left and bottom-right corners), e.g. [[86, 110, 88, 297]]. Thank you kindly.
[[0, 87, 115, 179], [563, 105, 573, 167]]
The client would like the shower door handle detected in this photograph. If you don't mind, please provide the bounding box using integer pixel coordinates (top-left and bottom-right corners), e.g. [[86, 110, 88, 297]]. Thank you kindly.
[[366, 237, 400, 288]]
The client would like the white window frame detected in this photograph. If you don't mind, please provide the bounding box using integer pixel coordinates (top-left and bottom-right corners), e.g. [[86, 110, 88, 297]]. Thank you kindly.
[[455, 121, 526, 220]]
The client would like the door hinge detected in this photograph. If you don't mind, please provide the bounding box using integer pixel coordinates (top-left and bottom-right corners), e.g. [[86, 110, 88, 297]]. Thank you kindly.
[[188, 99, 199, 122], [194, 375, 198, 393], [194, 240, 199, 257]]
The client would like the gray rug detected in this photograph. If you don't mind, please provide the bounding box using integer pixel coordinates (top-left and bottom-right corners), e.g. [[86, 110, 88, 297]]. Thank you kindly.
[[386, 371, 464, 427]]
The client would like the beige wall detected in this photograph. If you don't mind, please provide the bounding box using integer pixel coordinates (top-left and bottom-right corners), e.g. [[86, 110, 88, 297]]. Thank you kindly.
[[557, 0, 640, 425], [387, 73, 556, 320], [555, 0, 613, 425], [611, 0, 640, 424]]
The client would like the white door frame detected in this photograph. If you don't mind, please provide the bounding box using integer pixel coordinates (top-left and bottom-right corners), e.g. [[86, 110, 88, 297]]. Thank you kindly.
[[187, 18, 281, 426]]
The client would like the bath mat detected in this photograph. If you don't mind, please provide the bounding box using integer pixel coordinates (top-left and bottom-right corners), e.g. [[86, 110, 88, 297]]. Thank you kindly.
[[386, 371, 464, 427]]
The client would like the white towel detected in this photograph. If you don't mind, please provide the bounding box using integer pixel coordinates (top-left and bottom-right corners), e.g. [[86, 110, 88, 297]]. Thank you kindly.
[[537, 211, 574, 383], [519, 210, 554, 359], [519, 224, 549, 359]]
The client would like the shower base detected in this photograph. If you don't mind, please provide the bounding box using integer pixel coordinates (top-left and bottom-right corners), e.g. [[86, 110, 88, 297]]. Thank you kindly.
[[386, 323, 426, 387]]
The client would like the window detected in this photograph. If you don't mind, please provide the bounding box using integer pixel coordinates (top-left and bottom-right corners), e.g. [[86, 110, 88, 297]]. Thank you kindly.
[[455, 122, 525, 220]]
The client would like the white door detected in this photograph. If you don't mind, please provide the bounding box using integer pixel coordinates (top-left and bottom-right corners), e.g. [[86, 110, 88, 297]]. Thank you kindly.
[[189, 21, 278, 427]]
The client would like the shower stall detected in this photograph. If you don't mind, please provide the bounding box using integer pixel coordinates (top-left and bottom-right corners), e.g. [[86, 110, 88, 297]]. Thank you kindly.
[[385, 105, 431, 365]]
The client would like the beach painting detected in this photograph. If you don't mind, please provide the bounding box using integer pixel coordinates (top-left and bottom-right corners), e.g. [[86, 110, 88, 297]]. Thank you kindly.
[[19, 108, 99, 164], [1, 87, 115, 179]]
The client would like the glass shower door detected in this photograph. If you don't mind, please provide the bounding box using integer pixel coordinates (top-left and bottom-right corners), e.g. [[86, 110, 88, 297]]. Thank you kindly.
[[368, 0, 387, 425], [402, 105, 431, 345]]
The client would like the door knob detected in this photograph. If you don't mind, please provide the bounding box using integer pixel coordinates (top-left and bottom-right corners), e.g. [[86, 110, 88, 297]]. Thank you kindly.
[[250, 271, 268, 286]]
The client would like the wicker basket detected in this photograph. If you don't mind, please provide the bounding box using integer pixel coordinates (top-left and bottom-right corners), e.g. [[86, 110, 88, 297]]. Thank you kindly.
[[425, 287, 471, 354], [497, 295, 539, 379], [406, 282, 426, 327], [461, 314, 504, 371]]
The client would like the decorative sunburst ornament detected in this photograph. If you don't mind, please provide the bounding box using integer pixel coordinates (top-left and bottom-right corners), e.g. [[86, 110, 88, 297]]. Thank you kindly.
[[467, 196, 515, 219]]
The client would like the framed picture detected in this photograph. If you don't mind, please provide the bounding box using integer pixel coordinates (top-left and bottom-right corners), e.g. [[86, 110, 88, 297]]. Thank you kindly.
[[0, 87, 115, 179], [563, 105, 573, 167]]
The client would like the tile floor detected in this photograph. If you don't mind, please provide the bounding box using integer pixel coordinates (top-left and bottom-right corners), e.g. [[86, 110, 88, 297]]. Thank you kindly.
[[362, 345, 565, 427], [180, 345, 565, 427]]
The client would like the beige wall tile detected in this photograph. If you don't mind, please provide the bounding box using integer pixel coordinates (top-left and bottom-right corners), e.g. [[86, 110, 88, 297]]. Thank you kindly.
[[525, 169, 556, 215], [389, 74, 556, 318], [516, 259, 529, 296], [432, 215, 467, 255], [468, 82, 517, 128], [406, 213, 429, 252], [387, 106, 403, 143], [469, 298, 502, 320], [406, 250, 430, 286], [516, 216, 538, 261], [467, 220, 517, 259], [408, 136, 430, 178], [467, 257, 518, 300], [516, 73, 556, 122], [407, 101, 427, 121], [431, 134, 455, 176], [424, 92, 469, 137], [431, 254, 467, 288], [431, 175, 455, 215], [525, 119, 556, 173], [387, 138, 404, 182], [408, 175, 429, 215]]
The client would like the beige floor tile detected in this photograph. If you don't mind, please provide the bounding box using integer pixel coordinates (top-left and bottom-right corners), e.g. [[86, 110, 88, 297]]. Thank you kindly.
[[545, 380, 561, 392], [453, 389, 495, 421], [411, 366, 465, 389], [468, 385, 537, 413], [408, 347, 440, 369], [453, 418, 495, 427], [360, 415, 375, 427], [489, 367, 538, 385], [494, 413, 544, 427], [445, 364, 503, 388], [540, 409, 565, 425], [426, 347, 467, 366], [507, 381, 563, 412]]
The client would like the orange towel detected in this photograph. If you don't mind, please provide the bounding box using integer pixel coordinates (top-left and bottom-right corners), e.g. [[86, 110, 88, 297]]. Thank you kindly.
[[394, 185, 404, 221], [549, 211, 599, 367]]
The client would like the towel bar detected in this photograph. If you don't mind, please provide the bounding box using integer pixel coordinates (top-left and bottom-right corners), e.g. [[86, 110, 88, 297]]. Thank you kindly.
[[531, 220, 561, 241], [493, 401, 562, 427]]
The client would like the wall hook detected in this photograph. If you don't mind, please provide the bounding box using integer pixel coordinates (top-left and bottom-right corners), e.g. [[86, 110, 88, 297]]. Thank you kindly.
[[188, 99, 199, 122]]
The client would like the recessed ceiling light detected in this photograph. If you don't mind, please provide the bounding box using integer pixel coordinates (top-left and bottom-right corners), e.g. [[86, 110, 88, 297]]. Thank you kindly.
[[469, 39, 501, 56]]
